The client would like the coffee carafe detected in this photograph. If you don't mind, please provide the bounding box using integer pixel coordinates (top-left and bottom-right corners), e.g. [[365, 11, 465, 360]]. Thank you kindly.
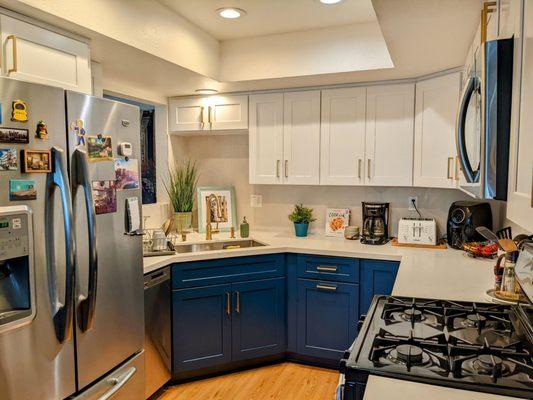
[[361, 202, 390, 245]]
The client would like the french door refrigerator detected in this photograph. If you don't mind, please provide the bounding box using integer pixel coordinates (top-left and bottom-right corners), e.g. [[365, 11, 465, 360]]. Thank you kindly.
[[0, 77, 144, 400]]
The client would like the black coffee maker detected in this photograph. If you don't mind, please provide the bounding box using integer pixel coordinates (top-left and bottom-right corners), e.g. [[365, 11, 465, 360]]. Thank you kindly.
[[361, 202, 390, 245]]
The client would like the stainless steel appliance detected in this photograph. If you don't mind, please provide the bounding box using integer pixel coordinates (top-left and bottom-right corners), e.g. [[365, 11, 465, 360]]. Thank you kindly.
[[144, 267, 171, 398], [455, 38, 513, 200], [446, 201, 492, 249], [0, 78, 144, 400], [361, 202, 389, 245]]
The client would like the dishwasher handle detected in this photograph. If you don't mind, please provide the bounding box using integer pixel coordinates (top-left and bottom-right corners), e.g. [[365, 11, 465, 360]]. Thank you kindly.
[[144, 268, 170, 289]]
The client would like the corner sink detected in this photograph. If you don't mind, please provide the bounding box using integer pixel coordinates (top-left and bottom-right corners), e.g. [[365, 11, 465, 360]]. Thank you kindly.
[[174, 239, 267, 254]]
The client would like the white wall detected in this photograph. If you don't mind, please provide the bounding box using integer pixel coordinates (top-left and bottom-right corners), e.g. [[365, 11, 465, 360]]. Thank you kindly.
[[171, 134, 505, 237], [220, 23, 393, 82], [8, 0, 220, 78]]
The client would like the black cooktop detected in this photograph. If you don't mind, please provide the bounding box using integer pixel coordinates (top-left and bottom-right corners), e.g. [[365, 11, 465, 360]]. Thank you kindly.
[[341, 296, 533, 399]]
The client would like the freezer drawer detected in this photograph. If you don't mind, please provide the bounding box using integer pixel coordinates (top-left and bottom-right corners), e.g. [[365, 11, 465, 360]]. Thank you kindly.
[[71, 351, 145, 400]]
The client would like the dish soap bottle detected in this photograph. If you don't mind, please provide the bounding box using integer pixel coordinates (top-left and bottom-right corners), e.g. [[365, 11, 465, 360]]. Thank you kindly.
[[240, 217, 249, 238]]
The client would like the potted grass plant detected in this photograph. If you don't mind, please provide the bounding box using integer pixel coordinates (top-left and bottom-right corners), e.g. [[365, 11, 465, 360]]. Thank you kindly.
[[164, 160, 199, 233], [288, 203, 316, 237]]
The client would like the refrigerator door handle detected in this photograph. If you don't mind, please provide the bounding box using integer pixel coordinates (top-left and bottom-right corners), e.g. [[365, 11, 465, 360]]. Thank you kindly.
[[45, 146, 76, 343], [72, 148, 98, 332], [97, 367, 136, 400]]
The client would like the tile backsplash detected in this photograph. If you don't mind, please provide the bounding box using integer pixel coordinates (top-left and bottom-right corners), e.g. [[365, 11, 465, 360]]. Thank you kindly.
[[171, 134, 506, 238]]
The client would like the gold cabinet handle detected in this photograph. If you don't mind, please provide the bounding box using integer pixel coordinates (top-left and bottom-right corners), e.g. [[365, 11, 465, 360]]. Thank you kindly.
[[447, 157, 454, 179], [455, 156, 460, 181], [285, 160, 288, 178], [357, 158, 362, 179], [276, 160, 280, 178], [226, 291, 231, 316], [367, 159, 372, 180], [200, 106, 205, 129], [7, 35, 17, 75], [316, 265, 338, 272], [235, 291, 240, 313], [208, 106, 213, 128], [316, 283, 337, 292]]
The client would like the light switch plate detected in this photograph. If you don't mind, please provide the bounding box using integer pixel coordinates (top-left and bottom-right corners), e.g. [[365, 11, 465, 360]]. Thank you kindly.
[[251, 194, 263, 208]]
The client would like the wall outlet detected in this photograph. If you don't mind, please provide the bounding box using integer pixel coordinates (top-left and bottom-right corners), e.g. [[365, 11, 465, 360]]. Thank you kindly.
[[408, 196, 418, 211], [251, 194, 263, 208]]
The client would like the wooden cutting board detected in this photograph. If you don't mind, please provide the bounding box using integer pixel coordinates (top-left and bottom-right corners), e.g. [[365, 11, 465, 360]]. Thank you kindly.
[[391, 237, 447, 249]]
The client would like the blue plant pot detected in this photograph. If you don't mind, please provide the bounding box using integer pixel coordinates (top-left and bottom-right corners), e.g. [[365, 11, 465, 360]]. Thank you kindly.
[[294, 223, 309, 237]]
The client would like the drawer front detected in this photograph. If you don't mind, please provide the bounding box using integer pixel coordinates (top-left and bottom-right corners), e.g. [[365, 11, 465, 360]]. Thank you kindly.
[[297, 255, 359, 283], [172, 254, 285, 289]]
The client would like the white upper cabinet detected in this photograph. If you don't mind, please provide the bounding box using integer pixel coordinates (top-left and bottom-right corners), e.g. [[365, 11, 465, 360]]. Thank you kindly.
[[208, 95, 248, 130], [283, 91, 321, 185], [168, 97, 206, 132], [169, 95, 248, 133], [0, 14, 91, 94], [249, 93, 284, 184], [507, 0, 533, 232], [414, 72, 461, 188], [365, 84, 415, 186], [320, 87, 366, 185]]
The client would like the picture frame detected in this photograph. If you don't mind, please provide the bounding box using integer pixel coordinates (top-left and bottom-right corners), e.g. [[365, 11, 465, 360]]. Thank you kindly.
[[197, 186, 237, 233], [21, 149, 51, 173], [86, 135, 113, 162]]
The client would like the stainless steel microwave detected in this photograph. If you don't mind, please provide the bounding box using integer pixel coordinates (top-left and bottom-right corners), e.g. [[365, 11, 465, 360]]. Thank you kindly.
[[455, 38, 513, 200]]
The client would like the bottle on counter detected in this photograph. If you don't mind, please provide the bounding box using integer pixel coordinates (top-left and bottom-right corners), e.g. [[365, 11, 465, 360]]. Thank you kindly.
[[240, 217, 249, 238], [501, 251, 519, 293], [493, 253, 505, 291]]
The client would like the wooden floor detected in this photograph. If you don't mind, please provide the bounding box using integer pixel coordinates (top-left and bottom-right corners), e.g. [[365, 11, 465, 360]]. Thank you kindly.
[[156, 362, 339, 400]]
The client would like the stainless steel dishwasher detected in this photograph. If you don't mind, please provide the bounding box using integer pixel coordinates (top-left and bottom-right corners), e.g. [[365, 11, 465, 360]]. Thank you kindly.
[[144, 267, 171, 399]]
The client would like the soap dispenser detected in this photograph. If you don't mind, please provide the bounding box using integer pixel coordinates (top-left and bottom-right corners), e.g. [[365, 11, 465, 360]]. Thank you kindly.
[[240, 217, 249, 238]]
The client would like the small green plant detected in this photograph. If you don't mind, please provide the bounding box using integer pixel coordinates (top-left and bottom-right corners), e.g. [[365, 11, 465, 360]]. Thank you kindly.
[[164, 160, 199, 212], [288, 203, 316, 224]]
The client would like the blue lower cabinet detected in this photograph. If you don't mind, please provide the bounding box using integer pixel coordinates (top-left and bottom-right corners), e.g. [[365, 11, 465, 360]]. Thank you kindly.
[[232, 277, 286, 361], [296, 278, 359, 361], [360, 260, 399, 315], [172, 284, 232, 373]]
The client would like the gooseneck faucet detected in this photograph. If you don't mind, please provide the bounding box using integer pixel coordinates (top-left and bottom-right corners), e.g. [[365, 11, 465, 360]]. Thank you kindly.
[[205, 193, 222, 240]]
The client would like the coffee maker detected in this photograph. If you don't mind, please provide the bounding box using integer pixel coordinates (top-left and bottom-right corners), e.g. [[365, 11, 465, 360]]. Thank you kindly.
[[361, 202, 390, 245]]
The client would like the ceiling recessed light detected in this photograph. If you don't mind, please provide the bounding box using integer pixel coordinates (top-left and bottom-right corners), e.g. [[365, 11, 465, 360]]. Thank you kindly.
[[217, 7, 246, 19], [195, 88, 218, 94], [319, 0, 344, 4]]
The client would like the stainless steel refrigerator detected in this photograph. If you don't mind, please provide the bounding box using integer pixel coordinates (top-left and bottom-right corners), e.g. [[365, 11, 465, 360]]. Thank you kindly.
[[0, 77, 144, 400]]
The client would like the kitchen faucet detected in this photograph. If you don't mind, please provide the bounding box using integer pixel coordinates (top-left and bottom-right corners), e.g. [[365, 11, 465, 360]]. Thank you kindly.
[[205, 193, 222, 240]]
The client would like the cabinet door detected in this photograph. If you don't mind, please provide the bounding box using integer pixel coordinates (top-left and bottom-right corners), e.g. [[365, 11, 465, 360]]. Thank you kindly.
[[366, 84, 415, 186], [209, 95, 248, 130], [321, 87, 366, 185], [283, 91, 321, 185], [360, 260, 399, 316], [172, 284, 232, 373], [249, 93, 284, 184], [507, 0, 533, 232], [0, 15, 91, 93], [232, 278, 286, 361], [297, 279, 358, 361], [168, 97, 207, 132], [414, 73, 461, 188]]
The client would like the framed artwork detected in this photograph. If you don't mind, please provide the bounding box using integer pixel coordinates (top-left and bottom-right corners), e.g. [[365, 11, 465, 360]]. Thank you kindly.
[[197, 186, 237, 233], [86, 135, 113, 161], [21, 149, 51, 173], [0, 127, 29, 144]]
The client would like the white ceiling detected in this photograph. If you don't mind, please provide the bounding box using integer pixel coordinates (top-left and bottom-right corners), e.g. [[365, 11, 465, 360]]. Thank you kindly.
[[156, 0, 378, 40]]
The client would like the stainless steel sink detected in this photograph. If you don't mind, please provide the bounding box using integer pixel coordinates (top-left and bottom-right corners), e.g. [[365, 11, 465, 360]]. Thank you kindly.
[[174, 239, 267, 254]]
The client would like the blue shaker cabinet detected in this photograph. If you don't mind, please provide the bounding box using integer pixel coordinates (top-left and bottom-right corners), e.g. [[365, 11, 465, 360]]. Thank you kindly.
[[172, 283, 232, 373], [360, 260, 399, 315], [296, 278, 359, 361], [232, 277, 286, 361]]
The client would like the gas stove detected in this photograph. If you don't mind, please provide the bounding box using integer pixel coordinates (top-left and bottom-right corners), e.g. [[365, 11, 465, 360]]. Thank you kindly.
[[340, 296, 533, 399]]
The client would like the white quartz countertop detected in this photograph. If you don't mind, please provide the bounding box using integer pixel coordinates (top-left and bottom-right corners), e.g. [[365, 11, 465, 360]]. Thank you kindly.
[[143, 230, 520, 399]]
